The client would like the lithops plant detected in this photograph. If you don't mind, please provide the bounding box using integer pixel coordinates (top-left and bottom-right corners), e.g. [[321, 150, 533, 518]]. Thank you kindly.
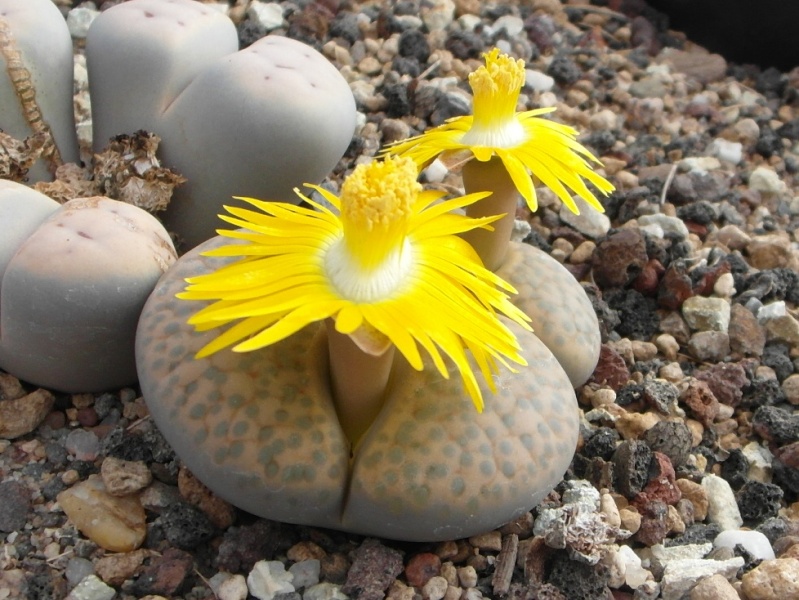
[[0, 196, 176, 392], [87, 0, 357, 248], [0, 0, 80, 181], [0, 179, 59, 276], [496, 241, 601, 387], [137, 157, 581, 541], [388, 49, 613, 386]]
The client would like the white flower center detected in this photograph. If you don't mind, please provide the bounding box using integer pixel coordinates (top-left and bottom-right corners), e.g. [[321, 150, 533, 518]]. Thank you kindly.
[[325, 236, 413, 303]]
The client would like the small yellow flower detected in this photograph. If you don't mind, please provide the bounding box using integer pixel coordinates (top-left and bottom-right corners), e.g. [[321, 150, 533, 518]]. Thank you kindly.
[[179, 156, 531, 411], [386, 48, 615, 214]]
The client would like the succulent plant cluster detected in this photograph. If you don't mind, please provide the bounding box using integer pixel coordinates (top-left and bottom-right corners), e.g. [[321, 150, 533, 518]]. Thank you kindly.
[[1, 0, 611, 541]]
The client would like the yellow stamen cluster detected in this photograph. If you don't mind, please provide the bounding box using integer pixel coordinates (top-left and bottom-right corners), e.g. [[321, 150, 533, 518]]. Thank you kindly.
[[339, 157, 419, 272], [466, 48, 525, 141]]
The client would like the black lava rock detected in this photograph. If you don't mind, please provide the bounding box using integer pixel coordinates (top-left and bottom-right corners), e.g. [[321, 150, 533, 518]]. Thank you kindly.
[[0, 481, 31, 533], [666, 522, 722, 547], [612, 440, 653, 499], [737, 480, 784, 523], [328, 13, 360, 44], [444, 30, 484, 60], [720, 448, 749, 490], [615, 383, 644, 407], [677, 200, 716, 226], [742, 376, 785, 408], [397, 29, 430, 63], [382, 83, 410, 119], [160, 502, 215, 550], [216, 519, 294, 573], [742, 268, 799, 303], [642, 421, 692, 468], [762, 343, 794, 382], [604, 289, 659, 340], [756, 517, 790, 543], [755, 126, 782, 158], [94, 392, 122, 420], [547, 552, 610, 599], [772, 459, 799, 497], [547, 54, 581, 85], [237, 20, 267, 48], [642, 379, 680, 414], [752, 405, 799, 445], [40, 476, 68, 502], [391, 55, 421, 78], [583, 427, 620, 461]]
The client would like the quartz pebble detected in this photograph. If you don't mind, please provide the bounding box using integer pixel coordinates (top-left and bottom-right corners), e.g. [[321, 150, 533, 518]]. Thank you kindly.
[[714, 529, 775, 560], [702, 475, 743, 531], [64, 574, 115, 600], [660, 557, 744, 600], [57, 475, 146, 552], [247, 561, 294, 600]]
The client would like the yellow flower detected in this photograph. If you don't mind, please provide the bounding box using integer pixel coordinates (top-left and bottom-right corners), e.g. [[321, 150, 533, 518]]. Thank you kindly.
[[386, 48, 615, 214], [179, 156, 531, 411]]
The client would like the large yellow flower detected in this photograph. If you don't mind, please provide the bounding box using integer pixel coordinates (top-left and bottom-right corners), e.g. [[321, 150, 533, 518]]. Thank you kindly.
[[386, 48, 615, 214], [179, 156, 531, 411]]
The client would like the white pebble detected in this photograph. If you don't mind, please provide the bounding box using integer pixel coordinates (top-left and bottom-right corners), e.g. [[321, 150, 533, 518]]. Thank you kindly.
[[493, 15, 524, 37], [525, 69, 555, 93], [65, 575, 115, 600], [742, 441, 773, 483], [67, 7, 99, 39], [660, 557, 744, 600], [749, 166, 786, 195], [708, 138, 743, 164], [289, 560, 321, 590], [423, 576, 449, 600], [713, 272, 736, 298], [714, 530, 775, 561], [682, 296, 731, 333], [422, 158, 449, 184], [618, 545, 651, 588], [247, 561, 295, 600], [702, 474, 743, 531], [304, 583, 349, 600], [638, 214, 689, 239], [247, 2, 285, 31], [758, 301, 787, 322]]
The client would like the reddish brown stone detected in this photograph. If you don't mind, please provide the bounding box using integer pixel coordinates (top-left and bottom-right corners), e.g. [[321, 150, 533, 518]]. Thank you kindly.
[[658, 261, 694, 310], [680, 379, 720, 426], [632, 259, 665, 296], [76, 406, 99, 427], [404, 552, 441, 588], [775, 442, 799, 469], [633, 452, 681, 509], [634, 500, 669, 546], [684, 220, 708, 238], [588, 345, 630, 391], [692, 261, 730, 296], [695, 362, 749, 407], [729, 304, 766, 357], [133, 548, 193, 597], [592, 228, 648, 289]]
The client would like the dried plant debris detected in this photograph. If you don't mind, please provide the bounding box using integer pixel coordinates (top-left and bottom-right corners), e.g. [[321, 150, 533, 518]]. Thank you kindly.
[[92, 131, 186, 212], [0, 130, 47, 182], [33, 162, 98, 203], [32, 130, 186, 212]]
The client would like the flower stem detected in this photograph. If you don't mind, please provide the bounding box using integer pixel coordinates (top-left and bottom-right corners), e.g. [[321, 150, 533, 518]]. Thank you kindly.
[[325, 320, 394, 447], [460, 157, 519, 271]]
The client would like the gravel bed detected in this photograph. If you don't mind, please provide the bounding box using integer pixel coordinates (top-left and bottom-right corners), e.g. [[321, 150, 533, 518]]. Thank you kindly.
[[2, 1, 799, 599]]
